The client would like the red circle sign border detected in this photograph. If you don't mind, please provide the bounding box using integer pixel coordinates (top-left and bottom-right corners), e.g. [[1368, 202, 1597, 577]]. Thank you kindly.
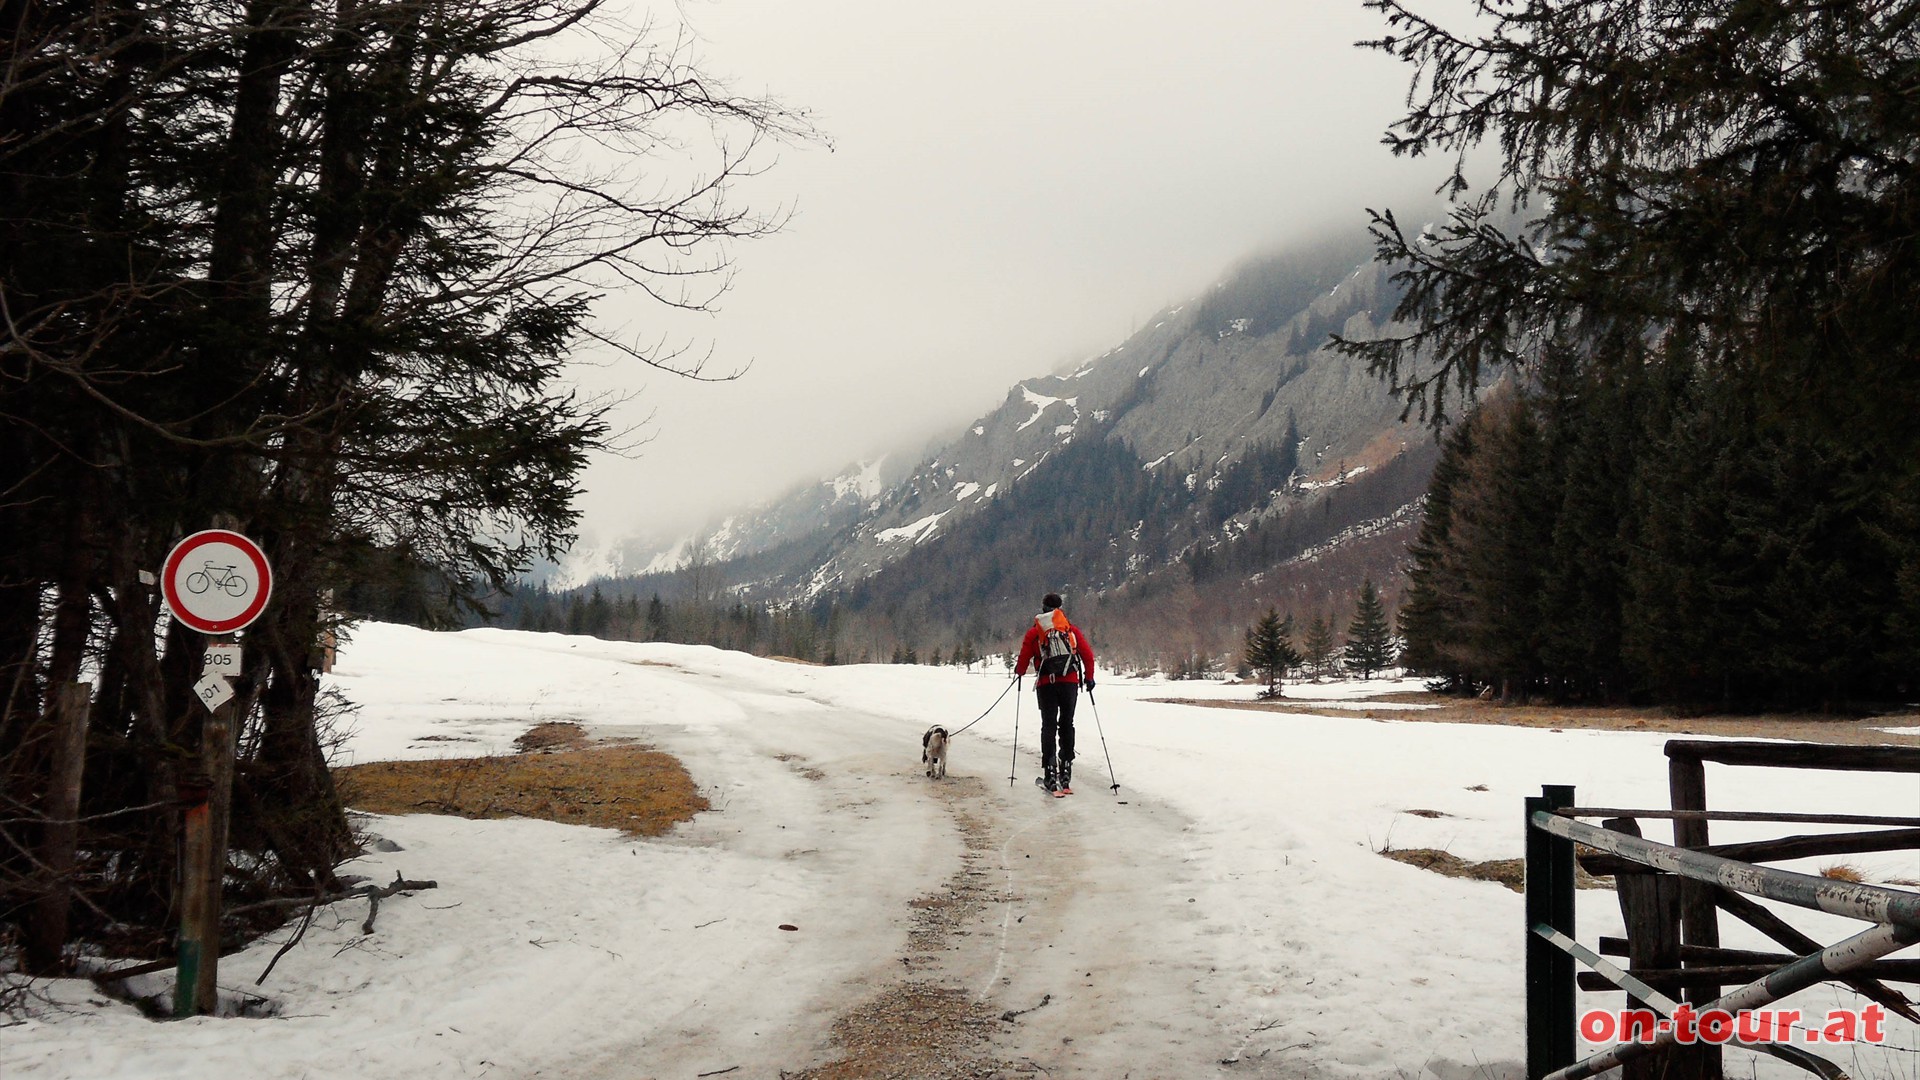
[[162, 529, 274, 634]]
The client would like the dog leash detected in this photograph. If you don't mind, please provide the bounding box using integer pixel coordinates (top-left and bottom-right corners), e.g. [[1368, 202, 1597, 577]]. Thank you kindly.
[[948, 673, 1019, 739]]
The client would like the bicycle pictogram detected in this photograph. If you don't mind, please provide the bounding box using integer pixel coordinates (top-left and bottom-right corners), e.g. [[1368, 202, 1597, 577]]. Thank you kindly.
[[162, 530, 272, 634], [185, 561, 251, 599]]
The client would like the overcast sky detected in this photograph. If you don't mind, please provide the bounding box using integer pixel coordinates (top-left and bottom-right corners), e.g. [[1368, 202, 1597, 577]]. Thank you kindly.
[[567, 0, 1460, 553]]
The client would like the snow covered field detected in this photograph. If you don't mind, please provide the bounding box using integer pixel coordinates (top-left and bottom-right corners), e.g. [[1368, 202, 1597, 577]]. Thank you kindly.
[[7, 622, 1920, 1079]]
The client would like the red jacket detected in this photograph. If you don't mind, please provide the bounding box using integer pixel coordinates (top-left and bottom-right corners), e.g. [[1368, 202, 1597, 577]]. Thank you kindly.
[[1014, 610, 1095, 686]]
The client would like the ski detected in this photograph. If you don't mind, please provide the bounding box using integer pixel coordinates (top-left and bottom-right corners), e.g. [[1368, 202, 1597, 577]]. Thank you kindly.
[[1035, 776, 1066, 798]]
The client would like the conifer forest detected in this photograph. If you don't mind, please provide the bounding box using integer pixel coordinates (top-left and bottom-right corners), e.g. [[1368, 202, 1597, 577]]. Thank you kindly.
[[1350, 0, 1920, 711]]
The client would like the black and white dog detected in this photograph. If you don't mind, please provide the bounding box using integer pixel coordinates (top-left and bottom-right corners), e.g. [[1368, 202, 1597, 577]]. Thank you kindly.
[[922, 725, 950, 779]]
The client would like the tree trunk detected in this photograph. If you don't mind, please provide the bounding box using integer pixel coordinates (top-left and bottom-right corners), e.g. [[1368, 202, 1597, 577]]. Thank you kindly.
[[252, 588, 354, 879], [21, 501, 96, 972], [24, 680, 92, 974]]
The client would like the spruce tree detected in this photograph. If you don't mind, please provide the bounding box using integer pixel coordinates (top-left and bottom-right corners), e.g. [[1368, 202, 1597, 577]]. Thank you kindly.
[[645, 594, 669, 640], [1451, 393, 1553, 696], [1302, 614, 1337, 680], [1243, 608, 1301, 699], [1343, 578, 1395, 679], [1397, 410, 1478, 688], [584, 587, 612, 638]]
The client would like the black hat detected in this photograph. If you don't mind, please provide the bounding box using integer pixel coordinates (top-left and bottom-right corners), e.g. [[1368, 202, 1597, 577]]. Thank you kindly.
[[1042, 593, 1062, 611]]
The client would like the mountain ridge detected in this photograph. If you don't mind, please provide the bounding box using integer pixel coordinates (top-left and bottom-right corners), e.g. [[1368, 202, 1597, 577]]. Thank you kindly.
[[536, 233, 1440, 665]]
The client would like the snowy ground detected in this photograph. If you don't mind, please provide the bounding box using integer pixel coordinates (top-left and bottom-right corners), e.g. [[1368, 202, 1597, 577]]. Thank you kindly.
[[7, 623, 1920, 1079]]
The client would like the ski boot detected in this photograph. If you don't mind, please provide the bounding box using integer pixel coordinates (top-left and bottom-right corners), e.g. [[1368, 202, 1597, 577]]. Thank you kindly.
[[1057, 759, 1073, 796], [1038, 757, 1059, 794]]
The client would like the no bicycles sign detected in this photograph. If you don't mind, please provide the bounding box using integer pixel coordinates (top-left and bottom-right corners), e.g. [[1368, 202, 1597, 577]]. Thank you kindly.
[[162, 529, 273, 635]]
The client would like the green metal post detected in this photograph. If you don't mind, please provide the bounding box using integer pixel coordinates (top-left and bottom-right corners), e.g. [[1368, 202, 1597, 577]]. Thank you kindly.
[[174, 787, 210, 1017]]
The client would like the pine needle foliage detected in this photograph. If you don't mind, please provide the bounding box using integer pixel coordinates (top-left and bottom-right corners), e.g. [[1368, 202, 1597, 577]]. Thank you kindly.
[[1301, 614, 1339, 680], [1343, 578, 1396, 679], [1243, 608, 1302, 699]]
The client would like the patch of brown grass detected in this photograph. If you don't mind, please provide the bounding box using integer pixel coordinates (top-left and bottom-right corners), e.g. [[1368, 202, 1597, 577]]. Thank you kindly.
[[337, 745, 707, 836], [513, 721, 588, 753], [1821, 863, 1866, 883], [1380, 847, 1614, 893]]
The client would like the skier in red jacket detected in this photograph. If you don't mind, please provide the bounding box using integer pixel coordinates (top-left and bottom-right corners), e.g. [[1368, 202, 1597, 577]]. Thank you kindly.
[[1014, 592, 1096, 795]]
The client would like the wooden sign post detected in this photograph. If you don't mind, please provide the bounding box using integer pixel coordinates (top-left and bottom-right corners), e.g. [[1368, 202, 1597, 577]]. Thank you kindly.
[[161, 530, 271, 1017]]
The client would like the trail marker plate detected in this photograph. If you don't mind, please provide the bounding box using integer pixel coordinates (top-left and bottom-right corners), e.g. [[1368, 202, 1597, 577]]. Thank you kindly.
[[204, 643, 243, 676], [162, 530, 272, 634], [192, 673, 235, 712]]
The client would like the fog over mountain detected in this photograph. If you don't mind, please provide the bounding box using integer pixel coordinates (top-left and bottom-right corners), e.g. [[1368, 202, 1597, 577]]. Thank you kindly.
[[561, 1, 1460, 554]]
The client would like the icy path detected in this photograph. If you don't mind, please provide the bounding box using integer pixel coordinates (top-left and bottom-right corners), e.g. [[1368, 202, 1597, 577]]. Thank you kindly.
[[474, 631, 1237, 1078]]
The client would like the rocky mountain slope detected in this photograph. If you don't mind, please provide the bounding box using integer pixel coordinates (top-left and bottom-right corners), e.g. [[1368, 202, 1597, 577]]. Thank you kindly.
[[588, 233, 1441, 661]]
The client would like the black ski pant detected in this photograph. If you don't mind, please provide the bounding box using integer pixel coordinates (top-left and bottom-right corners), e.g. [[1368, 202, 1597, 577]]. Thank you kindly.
[[1036, 681, 1078, 771]]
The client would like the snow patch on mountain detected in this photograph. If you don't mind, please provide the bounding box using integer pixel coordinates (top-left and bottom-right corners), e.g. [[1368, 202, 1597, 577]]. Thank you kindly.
[[1284, 500, 1425, 567], [875, 511, 948, 544], [830, 457, 889, 501], [553, 535, 626, 589], [1015, 387, 1077, 432], [1299, 464, 1371, 491]]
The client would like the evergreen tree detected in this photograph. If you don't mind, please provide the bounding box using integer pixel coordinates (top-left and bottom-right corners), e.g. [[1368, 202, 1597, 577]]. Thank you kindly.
[[584, 586, 612, 638], [1535, 354, 1639, 701], [1345, 1, 1920, 449], [1302, 614, 1337, 680], [1396, 410, 1478, 687], [644, 594, 669, 641], [1343, 578, 1395, 679], [1451, 394, 1552, 695], [1243, 608, 1301, 699], [1624, 381, 1894, 709]]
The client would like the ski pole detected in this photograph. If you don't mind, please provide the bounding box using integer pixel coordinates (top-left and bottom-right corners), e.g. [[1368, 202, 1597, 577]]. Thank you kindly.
[[1008, 675, 1021, 786], [1087, 685, 1120, 795]]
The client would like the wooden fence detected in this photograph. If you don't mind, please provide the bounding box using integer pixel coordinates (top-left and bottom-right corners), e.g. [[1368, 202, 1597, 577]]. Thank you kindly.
[[1524, 740, 1920, 1080]]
